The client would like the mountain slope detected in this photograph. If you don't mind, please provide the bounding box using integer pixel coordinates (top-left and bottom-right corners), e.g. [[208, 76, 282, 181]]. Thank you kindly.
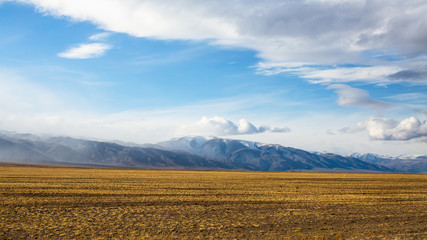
[[0, 133, 404, 172], [0, 133, 411, 172], [352, 153, 427, 174], [0, 135, 232, 170], [0, 137, 54, 164], [159, 137, 391, 172]]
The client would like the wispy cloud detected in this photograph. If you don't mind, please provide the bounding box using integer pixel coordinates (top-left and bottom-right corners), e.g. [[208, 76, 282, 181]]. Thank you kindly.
[[58, 43, 111, 59], [255, 63, 409, 85], [303, 66, 402, 85], [340, 116, 427, 141], [327, 84, 392, 110], [385, 93, 427, 103], [88, 32, 112, 41], [18, 0, 427, 64]]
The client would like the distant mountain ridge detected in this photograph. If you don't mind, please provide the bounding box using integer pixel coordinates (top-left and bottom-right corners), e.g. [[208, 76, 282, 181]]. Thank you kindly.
[[0, 132, 424, 173], [351, 153, 427, 174], [0, 133, 230, 170], [158, 136, 391, 172]]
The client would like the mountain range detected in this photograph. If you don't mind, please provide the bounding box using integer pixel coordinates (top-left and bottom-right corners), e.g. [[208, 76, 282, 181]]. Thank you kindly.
[[351, 153, 427, 174], [0, 132, 425, 173]]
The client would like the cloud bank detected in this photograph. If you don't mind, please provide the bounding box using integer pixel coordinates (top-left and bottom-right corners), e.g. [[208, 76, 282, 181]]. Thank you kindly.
[[341, 116, 427, 141], [178, 116, 290, 136], [16, 0, 427, 64], [9, 0, 425, 91], [388, 68, 427, 82]]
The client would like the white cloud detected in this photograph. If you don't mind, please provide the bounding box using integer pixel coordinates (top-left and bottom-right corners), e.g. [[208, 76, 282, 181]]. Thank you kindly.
[[88, 32, 112, 41], [0, 69, 424, 155], [328, 84, 391, 109], [0, 68, 292, 143], [237, 119, 258, 134], [58, 43, 111, 59], [10, 0, 427, 90], [303, 66, 402, 84], [340, 116, 427, 141], [255, 63, 407, 84], [15, 0, 427, 64], [178, 116, 290, 136], [19, 0, 238, 40]]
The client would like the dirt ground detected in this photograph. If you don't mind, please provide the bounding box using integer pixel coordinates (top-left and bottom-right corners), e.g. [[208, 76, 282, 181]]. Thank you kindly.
[[1, 165, 426, 239]]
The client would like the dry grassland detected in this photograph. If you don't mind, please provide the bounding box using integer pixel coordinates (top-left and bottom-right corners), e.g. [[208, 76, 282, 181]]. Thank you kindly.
[[1, 165, 426, 239]]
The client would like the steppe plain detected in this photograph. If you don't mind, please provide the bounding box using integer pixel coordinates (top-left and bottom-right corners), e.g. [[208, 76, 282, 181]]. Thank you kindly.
[[1, 165, 426, 239]]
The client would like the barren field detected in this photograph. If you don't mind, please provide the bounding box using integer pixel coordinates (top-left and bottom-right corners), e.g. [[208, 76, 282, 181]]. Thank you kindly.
[[1, 165, 426, 239]]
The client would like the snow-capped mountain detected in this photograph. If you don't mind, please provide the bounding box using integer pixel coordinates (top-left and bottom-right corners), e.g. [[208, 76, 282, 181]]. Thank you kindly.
[[159, 136, 391, 172], [351, 153, 427, 174], [1, 132, 424, 173]]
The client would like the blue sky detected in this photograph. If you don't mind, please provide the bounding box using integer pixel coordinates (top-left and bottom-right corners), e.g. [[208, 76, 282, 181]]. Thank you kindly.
[[1, 0, 426, 156]]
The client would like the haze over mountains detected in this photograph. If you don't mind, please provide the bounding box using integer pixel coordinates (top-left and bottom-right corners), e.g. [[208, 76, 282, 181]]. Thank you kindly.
[[351, 153, 427, 174], [0, 132, 425, 173]]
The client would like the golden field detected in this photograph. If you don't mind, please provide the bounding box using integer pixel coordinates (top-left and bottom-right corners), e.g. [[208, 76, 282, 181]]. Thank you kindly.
[[0, 165, 426, 239]]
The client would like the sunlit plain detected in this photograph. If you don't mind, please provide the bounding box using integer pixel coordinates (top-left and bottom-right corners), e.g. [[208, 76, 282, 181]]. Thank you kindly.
[[1, 165, 426, 239]]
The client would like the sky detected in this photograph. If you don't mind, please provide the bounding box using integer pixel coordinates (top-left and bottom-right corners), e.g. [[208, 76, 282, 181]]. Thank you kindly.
[[0, 0, 426, 156]]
